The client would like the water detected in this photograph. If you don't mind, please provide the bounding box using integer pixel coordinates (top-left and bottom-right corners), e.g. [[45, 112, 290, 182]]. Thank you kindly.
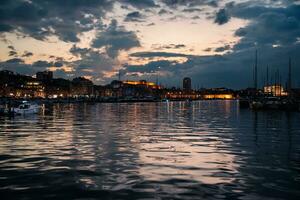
[[0, 100, 299, 200]]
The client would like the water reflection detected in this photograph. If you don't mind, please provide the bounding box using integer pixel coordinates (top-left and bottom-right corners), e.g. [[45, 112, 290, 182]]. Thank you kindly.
[[0, 101, 299, 199]]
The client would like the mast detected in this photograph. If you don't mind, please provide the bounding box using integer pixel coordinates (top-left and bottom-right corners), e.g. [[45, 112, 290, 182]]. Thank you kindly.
[[280, 74, 282, 96], [266, 65, 269, 87], [276, 69, 280, 96], [288, 57, 292, 92], [254, 50, 258, 90]]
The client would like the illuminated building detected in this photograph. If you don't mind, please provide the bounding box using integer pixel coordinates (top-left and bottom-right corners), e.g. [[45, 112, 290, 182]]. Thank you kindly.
[[24, 81, 45, 98], [201, 88, 235, 100], [123, 80, 161, 89], [263, 85, 288, 96], [203, 94, 234, 99], [183, 77, 192, 91], [163, 88, 200, 100], [8, 81, 46, 98]]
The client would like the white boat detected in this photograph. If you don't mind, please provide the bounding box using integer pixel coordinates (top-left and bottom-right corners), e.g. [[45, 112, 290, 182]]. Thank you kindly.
[[13, 101, 40, 115]]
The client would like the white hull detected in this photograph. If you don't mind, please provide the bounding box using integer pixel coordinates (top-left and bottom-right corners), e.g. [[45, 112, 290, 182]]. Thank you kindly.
[[14, 103, 40, 115]]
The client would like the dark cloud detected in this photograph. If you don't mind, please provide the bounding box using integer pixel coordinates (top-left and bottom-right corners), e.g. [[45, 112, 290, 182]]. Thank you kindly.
[[147, 22, 155, 26], [0, 59, 34, 75], [92, 19, 140, 58], [182, 8, 202, 12], [54, 62, 63, 67], [124, 60, 180, 74], [7, 46, 18, 57], [161, 0, 218, 8], [192, 16, 200, 19], [124, 11, 145, 22], [158, 9, 173, 15], [215, 45, 231, 52], [69, 45, 91, 57], [22, 51, 33, 57], [5, 58, 24, 63], [7, 45, 15, 51], [8, 50, 17, 57], [130, 51, 190, 58], [152, 44, 186, 50], [32, 60, 52, 68], [0, 0, 113, 42], [69, 44, 117, 82], [121, 0, 158, 9], [232, 4, 300, 51], [214, 8, 230, 25]]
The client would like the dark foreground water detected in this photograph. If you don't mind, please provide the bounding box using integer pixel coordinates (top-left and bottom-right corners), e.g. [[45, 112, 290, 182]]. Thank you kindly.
[[0, 101, 300, 200]]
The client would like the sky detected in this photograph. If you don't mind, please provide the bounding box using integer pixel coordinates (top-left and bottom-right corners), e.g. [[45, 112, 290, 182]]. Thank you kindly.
[[0, 0, 300, 89]]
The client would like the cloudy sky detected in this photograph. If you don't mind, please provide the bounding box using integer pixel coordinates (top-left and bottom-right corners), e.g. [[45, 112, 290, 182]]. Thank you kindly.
[[0, 0, 299, 89]]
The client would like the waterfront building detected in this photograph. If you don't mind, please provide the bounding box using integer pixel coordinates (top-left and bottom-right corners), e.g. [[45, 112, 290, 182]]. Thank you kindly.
[[263, 85, 288, 96], [24, 81, 45, 98], [123, 80, 161, 89], [183, 77, 192, 91], [163, 87, 200, 100], [71, 77, 94, 97], [202, 94, 234, 100], [45, 78, 71, 98], [201, 88, 236, 100]]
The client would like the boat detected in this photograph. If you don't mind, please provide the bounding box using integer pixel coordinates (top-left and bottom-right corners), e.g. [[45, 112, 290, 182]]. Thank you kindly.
[[264, 97, 281, 109], [250, 100, 264, 110], [13, 101, 40, 115]]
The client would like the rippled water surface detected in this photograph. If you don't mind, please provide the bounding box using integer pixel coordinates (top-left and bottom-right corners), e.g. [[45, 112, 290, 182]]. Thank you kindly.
[[0, 101, 300, 199]]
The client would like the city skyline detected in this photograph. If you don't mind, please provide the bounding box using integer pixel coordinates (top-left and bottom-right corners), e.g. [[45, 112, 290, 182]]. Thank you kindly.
[[0, 0, 300, 89]]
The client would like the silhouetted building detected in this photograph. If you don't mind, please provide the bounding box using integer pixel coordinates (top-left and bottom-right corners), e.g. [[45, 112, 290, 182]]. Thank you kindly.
[[71, 77, 94, 96], [46, 78, 71, 98], [36, 71, 53, 81], [183, 77, 192, 91]]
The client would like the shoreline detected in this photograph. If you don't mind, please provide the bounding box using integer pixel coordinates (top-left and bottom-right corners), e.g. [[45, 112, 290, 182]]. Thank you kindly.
[[0, 97, 237, 104]]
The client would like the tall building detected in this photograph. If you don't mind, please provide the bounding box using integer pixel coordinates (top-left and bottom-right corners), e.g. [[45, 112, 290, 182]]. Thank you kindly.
[[183, 77, 192, 91]]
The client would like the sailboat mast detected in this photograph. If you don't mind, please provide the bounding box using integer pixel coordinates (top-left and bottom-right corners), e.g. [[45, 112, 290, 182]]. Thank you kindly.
[[288, 57, 292, 92], [266, 65, 269, 87], [254, 50, 258, 90]]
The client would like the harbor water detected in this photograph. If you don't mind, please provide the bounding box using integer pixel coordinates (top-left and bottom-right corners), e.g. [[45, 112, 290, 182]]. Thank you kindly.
[[0, 100, 299, 199]]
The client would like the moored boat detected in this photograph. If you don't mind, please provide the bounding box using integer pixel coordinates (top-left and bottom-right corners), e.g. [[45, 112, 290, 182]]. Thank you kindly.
[[264, 97, 281, 109], [13, 101, 40, 115], [250, 100, 264, 110]]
